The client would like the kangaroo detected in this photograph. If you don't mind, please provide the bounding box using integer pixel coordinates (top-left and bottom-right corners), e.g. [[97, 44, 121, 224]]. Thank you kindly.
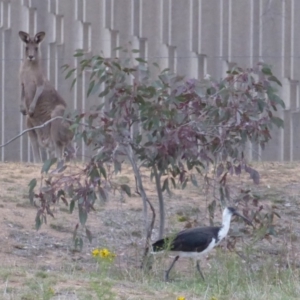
[[19, 31, 74, 162]]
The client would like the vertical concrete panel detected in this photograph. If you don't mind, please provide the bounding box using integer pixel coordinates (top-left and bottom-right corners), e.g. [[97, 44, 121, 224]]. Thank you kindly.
[[56, 0, 76, 114], [113, 0, 131, 45], [283, 110, 292, 161], [220, 0, 229, 76], [0, 6, 4, 161], [291, 0, 300, 79], [282, 0, 291, 78], [250, 0, 261, 66], [220, 0, 229, 59], [258, 0, 285, 161], [169, 0, 192, 76], [292, 112, 300, 160], [155, 0, 170, 70], [229, 0, 252, 67], [140, 0, 163, 72], [2, 2, 23, 161], [260, 0, 283, 76], [288, 80, 299, 161], [200, 0, 221, 78]]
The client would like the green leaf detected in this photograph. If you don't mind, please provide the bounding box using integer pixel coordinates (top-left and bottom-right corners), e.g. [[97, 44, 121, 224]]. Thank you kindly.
[[70, 200, 75, 213], [28, 178, 37, 193], [35, 214, 42, 230], [226, 70, 239, 75], [73, 223, 79, 241], [29, 191, 35, 204], [112, 61, 122, 70], [271, 116, 284, 128], [70, 78, 77, 90], [152, 62, 159, 68], [219, 187, 225, 205], [132, 49, 140, 53], [135, 58, 147, 64], [41, 158, 57, 174], [261, 67, 272, 76], [121, 184, 131, 197], [87, 80, 95, 97], [181, 178, 188, 189], [98, 86, 110, 98], [161, 68, 170, 74], [195, 167, 202, 174], [61, 64, 69, 71], [268, 75, 282, 87], [269, 93, 286, 109], [113, 46, 122, 51], [65, 68, 76, 79], [162, 178, 169, 192], [257, 98, 266, 112], [74, 50, 84, 57], [86, 228, 93, 243], [79, 205, 88, 226], [99, 164, 107, 179]]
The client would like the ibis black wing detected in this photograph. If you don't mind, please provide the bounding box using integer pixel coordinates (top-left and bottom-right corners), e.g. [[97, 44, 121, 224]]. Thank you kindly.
[[152, 226, 220, 253]]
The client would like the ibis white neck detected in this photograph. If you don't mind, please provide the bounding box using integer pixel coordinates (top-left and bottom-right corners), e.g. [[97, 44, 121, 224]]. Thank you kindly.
[[217, 208, 233, 244]]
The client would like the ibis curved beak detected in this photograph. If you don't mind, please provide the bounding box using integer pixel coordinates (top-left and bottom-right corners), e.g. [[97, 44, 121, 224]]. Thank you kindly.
[[233, 211, 254, 227]]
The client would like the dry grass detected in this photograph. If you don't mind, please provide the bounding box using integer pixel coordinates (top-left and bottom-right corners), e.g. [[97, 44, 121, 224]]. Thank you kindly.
[[0, 161, 300, 299]]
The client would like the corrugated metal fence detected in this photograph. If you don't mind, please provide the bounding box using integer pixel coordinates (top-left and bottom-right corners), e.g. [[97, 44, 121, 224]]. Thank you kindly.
[[0, 0, 299, 162]]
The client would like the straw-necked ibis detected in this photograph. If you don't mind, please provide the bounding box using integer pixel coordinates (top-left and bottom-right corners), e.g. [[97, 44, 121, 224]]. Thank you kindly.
[[152, 206, 253, 281]]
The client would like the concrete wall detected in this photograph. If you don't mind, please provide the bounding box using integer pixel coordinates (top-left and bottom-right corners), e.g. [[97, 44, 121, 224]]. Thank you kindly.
[[0, 0, 298, 162]]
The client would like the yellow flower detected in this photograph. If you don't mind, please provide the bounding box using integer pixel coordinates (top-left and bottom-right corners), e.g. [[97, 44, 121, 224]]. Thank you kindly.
[[177, 297, 186, 300], [92, 248, 100, 257], [99, 248, 111, 258], [210, 297, 218, 300], [48, 287, 55, 295], [92, 248, 116, 261]]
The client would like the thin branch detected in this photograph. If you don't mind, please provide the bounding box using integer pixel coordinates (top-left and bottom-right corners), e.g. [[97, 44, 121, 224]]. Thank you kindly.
[[0, 116, 89, 149], [0, 116, 62, 149]]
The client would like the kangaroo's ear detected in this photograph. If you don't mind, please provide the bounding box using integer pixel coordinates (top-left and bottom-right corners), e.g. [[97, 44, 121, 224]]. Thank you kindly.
[[34, 32, 46, 44], [19, 31, 30, 44]]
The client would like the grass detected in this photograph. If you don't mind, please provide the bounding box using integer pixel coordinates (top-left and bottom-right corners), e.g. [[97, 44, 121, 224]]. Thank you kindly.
[[0, 243, 299, 299], [0, 161, 300, 299], [109, 251, 300, 300]]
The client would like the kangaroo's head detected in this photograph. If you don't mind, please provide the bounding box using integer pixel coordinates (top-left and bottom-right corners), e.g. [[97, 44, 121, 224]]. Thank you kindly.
[[19, 31, 45, 62]]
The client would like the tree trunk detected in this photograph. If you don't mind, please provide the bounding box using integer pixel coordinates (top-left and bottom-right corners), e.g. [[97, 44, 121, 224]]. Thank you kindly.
[[125, 145, 148, 234], [153, 166, 165, 239]]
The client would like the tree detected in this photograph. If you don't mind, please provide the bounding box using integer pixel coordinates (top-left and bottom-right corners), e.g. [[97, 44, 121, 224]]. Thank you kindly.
[[29, 46, 284, 251]]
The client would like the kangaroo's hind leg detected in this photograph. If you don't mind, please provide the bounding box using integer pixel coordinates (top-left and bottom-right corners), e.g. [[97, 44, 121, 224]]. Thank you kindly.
[[50, 105, 74, 162], [26, 117, 42, 163]]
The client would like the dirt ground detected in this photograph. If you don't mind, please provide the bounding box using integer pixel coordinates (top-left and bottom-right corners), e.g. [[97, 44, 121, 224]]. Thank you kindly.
[[0, 161, 300, 299]]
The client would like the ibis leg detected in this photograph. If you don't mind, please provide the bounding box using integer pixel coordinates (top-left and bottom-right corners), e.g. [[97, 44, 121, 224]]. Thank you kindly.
[[196, 261, 205, 281], [164, 256, 179, 281]]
